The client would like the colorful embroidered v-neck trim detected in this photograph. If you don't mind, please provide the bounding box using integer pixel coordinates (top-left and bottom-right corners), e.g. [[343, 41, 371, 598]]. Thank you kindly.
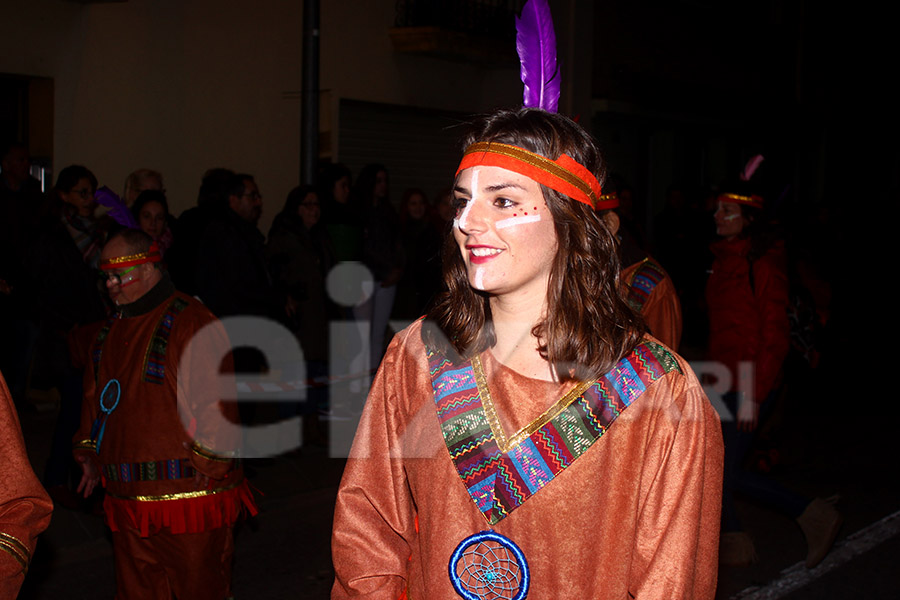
[[427, 340, 680, 525]]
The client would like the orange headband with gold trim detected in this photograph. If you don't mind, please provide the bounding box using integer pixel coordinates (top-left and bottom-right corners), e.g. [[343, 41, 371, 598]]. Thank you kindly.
[[717, 192, 764, 209], [456, 142, 611, 210], [100, 241, 163, 270]]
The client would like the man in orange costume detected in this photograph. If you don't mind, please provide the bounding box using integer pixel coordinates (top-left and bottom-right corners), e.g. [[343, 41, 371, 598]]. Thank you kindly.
[[1, 372, 53, 598], [74, 229, 256, 599]]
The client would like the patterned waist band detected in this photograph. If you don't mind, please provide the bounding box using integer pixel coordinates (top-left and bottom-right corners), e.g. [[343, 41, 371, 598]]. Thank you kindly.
[[103, 458, 195, 483]]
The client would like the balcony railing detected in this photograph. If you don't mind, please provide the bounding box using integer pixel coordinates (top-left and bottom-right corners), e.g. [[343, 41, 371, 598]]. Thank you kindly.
[[391, 0, 526, 65]]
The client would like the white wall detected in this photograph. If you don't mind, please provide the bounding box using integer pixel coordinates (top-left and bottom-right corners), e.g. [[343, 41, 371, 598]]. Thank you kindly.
[[1, 0, 531, 233], [2, 0, 305, 233]]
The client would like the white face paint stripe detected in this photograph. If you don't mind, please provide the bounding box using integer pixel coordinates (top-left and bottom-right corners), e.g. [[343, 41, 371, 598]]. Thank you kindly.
[[455, 168, 479, 230], [722, 213, 741, 221], [496, 214, 542, 229], [474, 267, 485, 290]]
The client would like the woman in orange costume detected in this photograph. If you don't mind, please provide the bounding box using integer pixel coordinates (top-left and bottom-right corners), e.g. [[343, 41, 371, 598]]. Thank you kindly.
[[331, 108, 724, 600], [1, 371, 53, 597], [708, 182, 841, 568]]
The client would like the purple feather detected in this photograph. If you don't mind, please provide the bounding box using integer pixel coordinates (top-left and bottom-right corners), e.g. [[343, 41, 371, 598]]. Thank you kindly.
[[516, 0, 560, 113], [740, 154, 765, 182], [94, 186, 138, 229]]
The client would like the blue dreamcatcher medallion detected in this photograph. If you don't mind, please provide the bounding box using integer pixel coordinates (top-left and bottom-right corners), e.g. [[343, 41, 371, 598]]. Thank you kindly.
[[89, 378, 121, 453], [449, 531, 530, 600]]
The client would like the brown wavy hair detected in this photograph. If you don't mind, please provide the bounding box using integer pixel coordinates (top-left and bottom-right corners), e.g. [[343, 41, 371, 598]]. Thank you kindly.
[[423, 108, 644, 382]]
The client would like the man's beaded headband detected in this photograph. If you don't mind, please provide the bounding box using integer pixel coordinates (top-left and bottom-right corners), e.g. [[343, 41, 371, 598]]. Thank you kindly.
[[100, 241, 163, 270], [456, 141, 614, 211], [717, 192, 764, 209]]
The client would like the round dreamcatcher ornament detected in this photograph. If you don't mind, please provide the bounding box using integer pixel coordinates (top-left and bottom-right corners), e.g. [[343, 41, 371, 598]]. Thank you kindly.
[[449, 531, 530, 600], [90, 378, 121, 453]]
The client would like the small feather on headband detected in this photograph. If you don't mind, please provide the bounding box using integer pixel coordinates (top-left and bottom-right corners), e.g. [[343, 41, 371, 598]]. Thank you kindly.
[[740, 154, 765, 182], [516, 0, 560, 113]]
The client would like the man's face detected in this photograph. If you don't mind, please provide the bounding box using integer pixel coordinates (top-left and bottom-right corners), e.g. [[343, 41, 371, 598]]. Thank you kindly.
[[230, 179, 263, 224], [100, 237, 160, 306], [1, 147, 30, 185]]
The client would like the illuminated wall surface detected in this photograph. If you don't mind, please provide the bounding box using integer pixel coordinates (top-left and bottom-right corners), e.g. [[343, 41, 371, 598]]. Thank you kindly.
[[0, 0, 889, 231]]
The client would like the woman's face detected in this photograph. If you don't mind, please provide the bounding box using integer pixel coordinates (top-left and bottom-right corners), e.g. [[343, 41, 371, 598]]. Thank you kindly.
[[436, 192, 454, 223], [61, 177, 96, 217], [127, 175, 162, 205], [138, 200, 167, 238], [374, 170, 388, 200], [333, 176, 351, 204], [297, 192, 321, 228], [405, 193, 427, 221], [453, 165, 557, 301], [714, 201, 747, 239]]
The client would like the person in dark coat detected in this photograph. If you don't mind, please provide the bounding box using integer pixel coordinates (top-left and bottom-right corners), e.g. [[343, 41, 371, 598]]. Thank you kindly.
[[266, 185, 336, 444]]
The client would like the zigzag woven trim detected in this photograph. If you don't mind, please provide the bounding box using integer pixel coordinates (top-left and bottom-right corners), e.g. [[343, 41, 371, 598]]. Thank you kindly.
[[142, 297, 189, 384], [102, 458, 195, 483], [626, 258, 667, 312], [91, 315, 118, 384], [91, 296, 189, 387], [428, 340, 680, 525], [0, 532, 30, 573]]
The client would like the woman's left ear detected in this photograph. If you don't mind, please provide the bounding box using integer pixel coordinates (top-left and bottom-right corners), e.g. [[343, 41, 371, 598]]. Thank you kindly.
[[601, 211, 620, 236]]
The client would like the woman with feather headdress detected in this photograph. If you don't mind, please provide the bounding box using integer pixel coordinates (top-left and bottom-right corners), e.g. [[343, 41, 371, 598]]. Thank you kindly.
[[330, 3, 723, 598]]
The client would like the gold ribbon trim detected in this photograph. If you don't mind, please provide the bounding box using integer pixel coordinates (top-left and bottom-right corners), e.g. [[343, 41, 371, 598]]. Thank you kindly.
[[718, 192, 763, 207], [189, 440, 235, 463], [105, 476, 244, 502], [471, 355, 593, 453], [73, 438, 97, 452], [458, 142, 603, 209], [0, 532, 30, 573]]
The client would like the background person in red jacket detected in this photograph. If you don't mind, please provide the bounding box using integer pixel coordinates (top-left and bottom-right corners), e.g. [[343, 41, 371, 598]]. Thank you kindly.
[[707, 180, 840, 569]]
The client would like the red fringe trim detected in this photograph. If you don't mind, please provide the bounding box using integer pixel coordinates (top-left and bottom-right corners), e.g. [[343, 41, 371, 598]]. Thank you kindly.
[[103, 480, 258, 537]]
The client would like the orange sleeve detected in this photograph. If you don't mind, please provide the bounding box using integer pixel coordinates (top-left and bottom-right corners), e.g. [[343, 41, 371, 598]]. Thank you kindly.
[[628, 365, 724, 599], [173, 308, 239, 481], [331, 333, 417, 599], [751, 252, 790, 402], [72, 326, 101, 467], [1, 373, 53, 597], [641, 274, 683, 351]]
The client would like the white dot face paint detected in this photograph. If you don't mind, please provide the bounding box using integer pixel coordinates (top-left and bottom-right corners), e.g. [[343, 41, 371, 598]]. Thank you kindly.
[[495, 214, 542, 230]]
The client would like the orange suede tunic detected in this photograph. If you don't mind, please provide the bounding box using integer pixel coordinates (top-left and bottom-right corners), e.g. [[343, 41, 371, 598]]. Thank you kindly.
[[73, 288, 256, 537], [1, 373, 53, 598], [620, 257, 683, 351], [332, 322, 723, 600]]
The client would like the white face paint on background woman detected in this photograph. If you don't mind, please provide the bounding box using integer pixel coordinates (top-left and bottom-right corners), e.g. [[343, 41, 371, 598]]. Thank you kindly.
[[714, 201, 748, 239]]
